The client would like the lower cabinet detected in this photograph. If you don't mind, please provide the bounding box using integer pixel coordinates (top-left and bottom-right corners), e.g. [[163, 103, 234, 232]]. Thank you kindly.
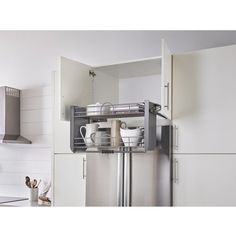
[[53, 154, 86, 206], [173, 154, 236, 206]]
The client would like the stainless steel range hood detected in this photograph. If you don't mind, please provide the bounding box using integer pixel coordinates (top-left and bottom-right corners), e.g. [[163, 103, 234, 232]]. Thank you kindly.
[[0, 86, 31, 144]]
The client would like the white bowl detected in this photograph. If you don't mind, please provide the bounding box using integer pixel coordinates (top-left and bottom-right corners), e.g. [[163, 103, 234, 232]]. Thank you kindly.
[[120, 127, 143, 147]]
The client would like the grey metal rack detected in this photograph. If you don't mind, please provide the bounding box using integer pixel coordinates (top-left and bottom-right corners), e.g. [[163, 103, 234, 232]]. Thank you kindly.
[[70, 100, 164, 153]]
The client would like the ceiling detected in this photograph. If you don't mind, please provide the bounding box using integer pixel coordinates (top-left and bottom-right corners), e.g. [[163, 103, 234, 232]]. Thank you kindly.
[[0, 31, 236, 88], [152, 30, 236, 53], [1, 30, 236, 63]]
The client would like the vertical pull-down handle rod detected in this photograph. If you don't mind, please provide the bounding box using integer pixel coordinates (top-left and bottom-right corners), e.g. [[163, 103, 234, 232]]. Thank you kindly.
[[117, 150, 124, 206], [124, 147, 132, 207]]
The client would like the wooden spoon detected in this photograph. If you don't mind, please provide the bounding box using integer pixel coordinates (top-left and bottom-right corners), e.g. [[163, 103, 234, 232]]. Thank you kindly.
[[33, 179, 37, 188], [25, 176, 31, 188]]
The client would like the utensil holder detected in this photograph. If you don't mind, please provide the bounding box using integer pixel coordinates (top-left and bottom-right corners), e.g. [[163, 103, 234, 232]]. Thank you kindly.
[[30, 188, 38, 202]]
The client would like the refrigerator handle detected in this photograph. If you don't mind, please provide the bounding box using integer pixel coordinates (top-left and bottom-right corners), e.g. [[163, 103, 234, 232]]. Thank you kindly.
[[173, 158, 179, 183], [83, 157, 86, 179], [174, 126, 179, 150]]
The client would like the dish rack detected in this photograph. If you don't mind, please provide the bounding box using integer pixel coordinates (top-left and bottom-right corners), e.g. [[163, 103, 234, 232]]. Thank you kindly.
[[70, 100, 164, 153]]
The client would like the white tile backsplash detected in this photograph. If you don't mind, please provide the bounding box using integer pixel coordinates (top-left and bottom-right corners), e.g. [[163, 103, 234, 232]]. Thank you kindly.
[[0, 86, 52, 198], [21, 95, 52, 110]]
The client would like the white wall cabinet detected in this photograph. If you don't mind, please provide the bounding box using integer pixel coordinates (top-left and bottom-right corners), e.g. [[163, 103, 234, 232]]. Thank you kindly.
[[53, 154, 86, 206], [52, 71, 72, 154], [161, 39, 172, 119], [172, 44, 236, 206], [58, 40, 172, 122], [173, 154, 236, 206], [60, 57, 94, 121], [173, 44, 236, 154], [53, 40, 172, 153]]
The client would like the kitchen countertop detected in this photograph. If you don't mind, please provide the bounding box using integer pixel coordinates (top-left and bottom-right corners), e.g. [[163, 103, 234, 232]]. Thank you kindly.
[[0, 196, 51, 207], [0, 196, 28, 204]]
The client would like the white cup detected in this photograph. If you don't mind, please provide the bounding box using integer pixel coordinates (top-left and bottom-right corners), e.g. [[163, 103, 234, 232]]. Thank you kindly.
[[80, 123, 99, 146], [90, 131, 110, 146]]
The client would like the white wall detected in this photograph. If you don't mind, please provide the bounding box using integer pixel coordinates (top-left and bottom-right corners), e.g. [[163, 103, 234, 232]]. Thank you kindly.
[[0, 86, 52, 198]]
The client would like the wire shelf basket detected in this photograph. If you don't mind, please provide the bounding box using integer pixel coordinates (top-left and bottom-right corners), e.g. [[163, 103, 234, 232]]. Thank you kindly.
[[70, 100, 164, 153], [73, 102, 160, 119], [74, 135, 144, 150]]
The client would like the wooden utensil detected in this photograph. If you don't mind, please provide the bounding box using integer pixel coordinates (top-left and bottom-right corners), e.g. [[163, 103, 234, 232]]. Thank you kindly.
[[25, 176, 31, 188], [30, 180, 35, 188], [36, 179, 41, 188], [33, 179, 37, 188]]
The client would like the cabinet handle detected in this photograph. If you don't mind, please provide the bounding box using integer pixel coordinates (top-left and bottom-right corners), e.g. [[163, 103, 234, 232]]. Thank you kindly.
[[174, 126, 179, 150], [173, 158, 179, 183], [83, 158, 86, 179], [164, 82, 169, 110]]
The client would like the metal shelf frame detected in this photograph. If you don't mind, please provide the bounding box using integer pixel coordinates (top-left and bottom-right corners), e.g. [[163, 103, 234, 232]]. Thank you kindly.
[[70, 100, 164, 153]]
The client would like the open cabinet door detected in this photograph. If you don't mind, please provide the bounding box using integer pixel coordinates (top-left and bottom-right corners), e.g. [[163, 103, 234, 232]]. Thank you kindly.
[[53, 57, 93, 153], [60, 57, 93, 121], [161, 39, 172, 119]]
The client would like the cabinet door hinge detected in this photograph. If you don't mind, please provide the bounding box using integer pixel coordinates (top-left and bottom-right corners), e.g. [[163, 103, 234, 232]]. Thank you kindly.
[[89, 70, 96, 79]]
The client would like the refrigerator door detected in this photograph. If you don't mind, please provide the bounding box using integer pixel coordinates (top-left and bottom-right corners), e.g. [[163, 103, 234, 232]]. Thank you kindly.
[[86, 153, 119, 206], [86, 125, 172, 207], [130, 125, 172, 206]]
